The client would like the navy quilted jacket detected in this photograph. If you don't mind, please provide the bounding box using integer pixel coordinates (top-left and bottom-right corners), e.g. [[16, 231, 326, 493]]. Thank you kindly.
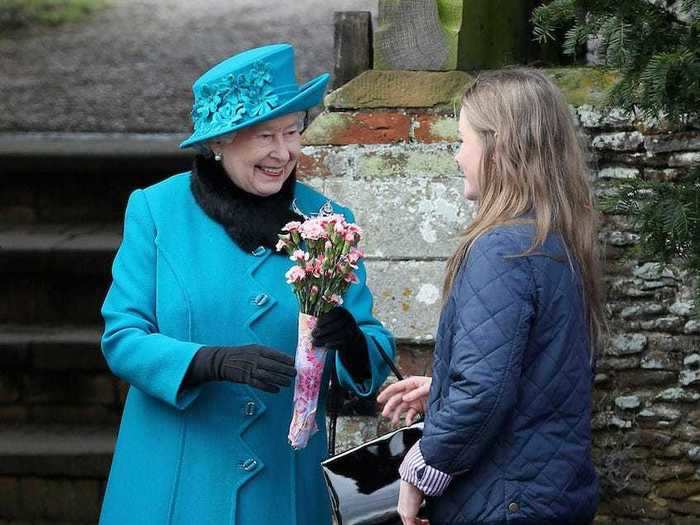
[[421, 223, 598, 525]]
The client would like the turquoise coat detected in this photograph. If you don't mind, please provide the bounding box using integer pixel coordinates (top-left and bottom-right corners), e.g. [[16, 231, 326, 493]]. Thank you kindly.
[[99, 173, 395, 525]]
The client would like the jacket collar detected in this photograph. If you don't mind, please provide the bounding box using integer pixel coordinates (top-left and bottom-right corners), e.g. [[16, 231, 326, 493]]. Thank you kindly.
[[190, 155, 304, 253]]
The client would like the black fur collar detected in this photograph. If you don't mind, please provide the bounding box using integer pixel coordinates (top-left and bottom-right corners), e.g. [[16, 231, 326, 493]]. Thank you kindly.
[[190, 155, 304, 253]]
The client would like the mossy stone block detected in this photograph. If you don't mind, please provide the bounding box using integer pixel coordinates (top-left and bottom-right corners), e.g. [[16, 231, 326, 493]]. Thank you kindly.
[[325, 70, 473, 109], [545, 67, 621, 107]]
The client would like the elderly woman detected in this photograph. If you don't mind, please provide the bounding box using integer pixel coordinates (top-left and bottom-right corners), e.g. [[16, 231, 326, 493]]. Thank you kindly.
[[99, 43, 394, 525]]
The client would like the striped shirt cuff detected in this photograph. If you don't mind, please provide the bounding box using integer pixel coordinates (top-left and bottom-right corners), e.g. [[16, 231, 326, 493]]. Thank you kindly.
[[399, 440, 453, 497]]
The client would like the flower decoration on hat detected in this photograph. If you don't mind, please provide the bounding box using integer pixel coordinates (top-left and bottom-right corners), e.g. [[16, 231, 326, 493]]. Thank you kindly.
[[213, 101, 246, 128], [250, 61, 272, 87], [191, 85, 221, 122], [191, 61, 280, 137], [246, 85, 280, 117]]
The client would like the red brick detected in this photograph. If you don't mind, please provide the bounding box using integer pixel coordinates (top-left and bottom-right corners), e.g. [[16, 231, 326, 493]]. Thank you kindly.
[[297, 151, 331, 178], [413, 113, 459, 143], [348, 112, 411, 144], [396, 345, 433, 377], [305, 111, 411, 145]]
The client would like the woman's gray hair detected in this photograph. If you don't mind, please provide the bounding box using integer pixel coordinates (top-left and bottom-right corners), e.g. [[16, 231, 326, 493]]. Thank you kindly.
[[198, 132, 238, 157], [196, 111, 307, 157]]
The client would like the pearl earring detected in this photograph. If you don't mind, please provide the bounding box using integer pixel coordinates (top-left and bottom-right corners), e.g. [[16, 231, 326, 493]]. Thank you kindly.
[[214, 152, 222, 161]]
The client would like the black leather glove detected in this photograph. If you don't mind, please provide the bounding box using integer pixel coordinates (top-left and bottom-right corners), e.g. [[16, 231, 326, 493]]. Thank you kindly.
[[183, 345, 296, 394], [312, 307, 371, 381]]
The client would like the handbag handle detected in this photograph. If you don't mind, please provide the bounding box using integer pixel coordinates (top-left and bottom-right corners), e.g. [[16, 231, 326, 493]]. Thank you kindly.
[[327, 345, 404, 456], [376, 344, 404, 382]]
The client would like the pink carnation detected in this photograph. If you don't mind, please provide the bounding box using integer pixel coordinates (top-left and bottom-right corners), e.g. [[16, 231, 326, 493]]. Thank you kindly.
[[279, 215, 365, 316], [325, 294, 344, 306], [300, 220, 327, 240], [285, 266, 307, 284], [346, 224, 363, 241], [311, 258, 324, 278], [275, 239, 288, 252], [282, 221, 302, 233], [348, 248, 364, 264], [290, 250, 308, 262]]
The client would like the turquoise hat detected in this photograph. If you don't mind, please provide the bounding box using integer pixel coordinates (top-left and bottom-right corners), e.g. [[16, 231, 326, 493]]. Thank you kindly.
[[180, 43, 330, 149]]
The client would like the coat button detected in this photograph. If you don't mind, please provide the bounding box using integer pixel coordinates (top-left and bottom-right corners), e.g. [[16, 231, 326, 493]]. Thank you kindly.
[[245, 401, 257, 416], [508, 502, 520, 513], [242, 459, 258, 472], [252, 246, 266, 256], [254, 293, 269, 306]]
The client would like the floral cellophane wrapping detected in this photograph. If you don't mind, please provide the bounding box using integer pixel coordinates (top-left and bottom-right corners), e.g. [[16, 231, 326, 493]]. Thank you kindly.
[[288, 312, 327, 449]]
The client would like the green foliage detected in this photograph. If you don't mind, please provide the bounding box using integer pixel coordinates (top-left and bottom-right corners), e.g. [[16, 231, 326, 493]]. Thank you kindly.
[[600, 167, 700, 314], [0, 0, 106, 31], [532, 0, 700, 127]]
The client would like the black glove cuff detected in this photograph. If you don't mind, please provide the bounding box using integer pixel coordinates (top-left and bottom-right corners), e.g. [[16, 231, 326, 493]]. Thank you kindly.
[[182, 346, 222, 388], [314, 307, 371, 382], [337, 330, 371, 381]]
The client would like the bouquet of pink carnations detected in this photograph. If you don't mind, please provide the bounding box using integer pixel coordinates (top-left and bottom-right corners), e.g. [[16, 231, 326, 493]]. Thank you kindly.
[[276, 214, 364, 449]]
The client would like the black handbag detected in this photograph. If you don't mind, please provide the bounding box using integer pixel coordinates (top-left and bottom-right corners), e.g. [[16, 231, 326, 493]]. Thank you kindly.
[[322, 348, 424, 525]]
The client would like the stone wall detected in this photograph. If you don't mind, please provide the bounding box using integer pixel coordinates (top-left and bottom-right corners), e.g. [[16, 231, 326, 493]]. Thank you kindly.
[[300, 68, 700, 524]]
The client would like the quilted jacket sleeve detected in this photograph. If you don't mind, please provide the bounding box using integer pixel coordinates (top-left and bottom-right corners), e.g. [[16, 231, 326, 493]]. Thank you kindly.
[[420, 229, 536, 475], [101, 190, 204, 409]]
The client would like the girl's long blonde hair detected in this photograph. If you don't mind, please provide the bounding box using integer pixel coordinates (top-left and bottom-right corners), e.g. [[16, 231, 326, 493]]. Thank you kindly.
[[444, 68, 604, 355]]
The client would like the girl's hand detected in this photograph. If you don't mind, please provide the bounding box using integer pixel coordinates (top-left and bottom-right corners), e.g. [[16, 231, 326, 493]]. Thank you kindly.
[[398, 480, 429, 525], [377, 376, 432, 426]]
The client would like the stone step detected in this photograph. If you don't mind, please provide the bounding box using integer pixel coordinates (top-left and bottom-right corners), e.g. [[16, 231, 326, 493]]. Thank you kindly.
[[1, 132, 192, 224], [0, 424, 113, 522], [0, 325, 122, 425], [0, 324, 105, 371], [2, 169, 162, 224], [0, 225, 117, 323], [0, 424, 115, 478], [1, 274, 108, 324], [0, 224, 120, 274]]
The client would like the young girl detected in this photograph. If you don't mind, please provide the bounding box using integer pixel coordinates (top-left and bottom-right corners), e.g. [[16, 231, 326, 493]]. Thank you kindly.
[[378, 68, 603, 525]]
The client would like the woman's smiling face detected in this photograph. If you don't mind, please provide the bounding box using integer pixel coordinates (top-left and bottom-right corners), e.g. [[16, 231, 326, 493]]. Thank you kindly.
[[211, 113, 302, 196]]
